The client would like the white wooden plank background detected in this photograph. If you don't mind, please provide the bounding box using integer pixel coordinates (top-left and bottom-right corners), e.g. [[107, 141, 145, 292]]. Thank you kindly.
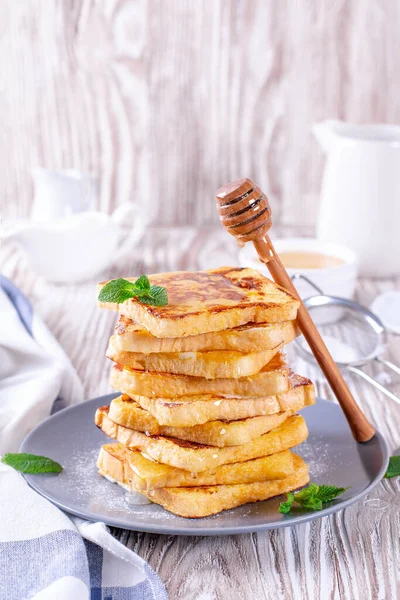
[[1, 0, 400, 228], [1, 227, 400, 600], [1, 2, 400, 596]]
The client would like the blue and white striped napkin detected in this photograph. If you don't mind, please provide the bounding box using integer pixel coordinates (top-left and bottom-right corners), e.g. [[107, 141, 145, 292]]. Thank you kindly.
[[0, 276, 167, 600]]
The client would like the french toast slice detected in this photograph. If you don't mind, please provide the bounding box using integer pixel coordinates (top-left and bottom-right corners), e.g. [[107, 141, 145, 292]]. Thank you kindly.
[[95, 410, 308, 472], [113, 316, 298, 354], [107, 336, 283, 379], [112, 372, 314, 427], [98, 451, 309, 517], [98, 267, 299, 337], [97, 443, 296, 489], [110, 352, 290, 399], [146, 454, 309, 517], [108, 384, 314, 446]]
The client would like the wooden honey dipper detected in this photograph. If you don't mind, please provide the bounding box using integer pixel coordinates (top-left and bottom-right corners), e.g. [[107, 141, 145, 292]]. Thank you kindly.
[[216, 177, 375, 442]]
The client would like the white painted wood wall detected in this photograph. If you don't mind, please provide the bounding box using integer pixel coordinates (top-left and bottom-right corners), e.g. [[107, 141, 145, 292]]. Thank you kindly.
[[1, 0, 399, 227]]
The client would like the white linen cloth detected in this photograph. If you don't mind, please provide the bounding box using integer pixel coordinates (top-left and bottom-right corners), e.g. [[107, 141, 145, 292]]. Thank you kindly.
[[0, 276, 167, 600], [0, 275, 83, 452]]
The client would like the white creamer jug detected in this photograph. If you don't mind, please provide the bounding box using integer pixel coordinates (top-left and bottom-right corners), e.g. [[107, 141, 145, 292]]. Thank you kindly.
[[313, 120, 400, 276], [31, 168, 97, 221], [3, 168, 149, 283], [4, 206, 149, 284]]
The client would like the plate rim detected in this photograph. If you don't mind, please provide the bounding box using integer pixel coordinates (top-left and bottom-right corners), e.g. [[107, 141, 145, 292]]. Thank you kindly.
[[20, 394, 390, 536]]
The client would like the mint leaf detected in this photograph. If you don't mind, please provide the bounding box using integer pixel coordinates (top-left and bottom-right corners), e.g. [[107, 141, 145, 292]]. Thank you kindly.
[[2, 453, 63, 474], [279, 482, 349, 514], [316, 485, 349, 503], [98, 277, 168, 307], [143, 286, 168, 307], [134, 275, 151, 291], [385, 456, 400, 478], [98, 278, 138, 303], [300, 497, 323, 511], [279, 492, 294, 514], [294, 482, 319, 504]]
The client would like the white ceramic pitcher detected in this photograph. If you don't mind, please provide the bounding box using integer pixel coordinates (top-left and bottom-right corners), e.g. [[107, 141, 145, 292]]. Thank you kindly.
[[313, 120, 400, 276]]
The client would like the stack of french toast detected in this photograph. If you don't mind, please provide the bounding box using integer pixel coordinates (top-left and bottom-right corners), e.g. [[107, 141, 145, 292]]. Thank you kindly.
[[95, 267, 316, 518]]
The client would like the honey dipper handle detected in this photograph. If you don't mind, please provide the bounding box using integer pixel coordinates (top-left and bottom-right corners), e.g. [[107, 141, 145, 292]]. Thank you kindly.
[[254, 237, 375, 443]]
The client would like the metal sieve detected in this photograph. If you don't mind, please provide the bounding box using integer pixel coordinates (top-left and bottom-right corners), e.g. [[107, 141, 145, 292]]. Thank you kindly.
[[292, 274, 400, 404]]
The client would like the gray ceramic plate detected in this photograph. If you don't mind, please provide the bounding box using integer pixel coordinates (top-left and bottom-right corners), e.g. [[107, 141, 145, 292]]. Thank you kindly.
[[20, 395, 389, 536]]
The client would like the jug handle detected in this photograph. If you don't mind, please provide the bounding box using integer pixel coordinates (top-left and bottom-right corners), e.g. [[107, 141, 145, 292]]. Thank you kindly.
[[111, 202, 151, 262]]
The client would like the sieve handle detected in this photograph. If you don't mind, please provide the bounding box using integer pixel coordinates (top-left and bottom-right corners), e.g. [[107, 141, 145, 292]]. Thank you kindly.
[[290, 273, 324, 296], [376, 357, 400, 377], [347, 365, 400, 405]]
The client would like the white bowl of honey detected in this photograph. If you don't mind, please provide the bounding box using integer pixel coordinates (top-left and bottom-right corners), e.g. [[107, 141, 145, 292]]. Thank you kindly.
[[239, 238, 358, 299]]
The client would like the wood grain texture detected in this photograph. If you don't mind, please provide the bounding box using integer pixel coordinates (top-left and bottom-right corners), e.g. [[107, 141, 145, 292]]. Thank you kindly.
[[2, 227, 400, 599], [1, 0, 400, 227]]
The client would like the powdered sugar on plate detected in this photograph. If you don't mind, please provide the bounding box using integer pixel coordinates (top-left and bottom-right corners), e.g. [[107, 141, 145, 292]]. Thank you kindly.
[[296, 434, 344, 481], [59, 445, 182, 520]]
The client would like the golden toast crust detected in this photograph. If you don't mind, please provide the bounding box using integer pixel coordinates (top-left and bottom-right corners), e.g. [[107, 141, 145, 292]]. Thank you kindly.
[[108, 385, 314, 446], [145, 454, 309, 517], [98, 444, 296, 489], [113, 316, 298, 353], [109, 352, 290, 399], [107, 337, 283, 379], [95, 410, 308, 472], [111, 372, 314, 427], [98, 451, 309, 517], [98, 267, 300, 337]]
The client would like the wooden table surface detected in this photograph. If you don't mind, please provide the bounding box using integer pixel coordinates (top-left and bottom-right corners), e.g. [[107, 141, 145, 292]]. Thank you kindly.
[[2, 227, 400, 600]]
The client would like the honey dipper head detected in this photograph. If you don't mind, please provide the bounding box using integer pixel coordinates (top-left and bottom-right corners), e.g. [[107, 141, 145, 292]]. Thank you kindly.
[[216, 178, 272, 242]]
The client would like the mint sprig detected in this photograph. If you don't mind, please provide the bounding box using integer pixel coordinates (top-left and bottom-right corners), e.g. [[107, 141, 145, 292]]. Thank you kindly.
[[278, 492, 294, 514], [98, 276, 168, 307], [2, 453, 63, 474], [279, 483, 349, 514], [385, 455, 400, 478]]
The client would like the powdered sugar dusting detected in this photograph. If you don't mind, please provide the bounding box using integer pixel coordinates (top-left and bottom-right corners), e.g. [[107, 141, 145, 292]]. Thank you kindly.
[[296, 434, 343, 481], [61, 446, 132, 513], [59, 445, 186, 521]]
